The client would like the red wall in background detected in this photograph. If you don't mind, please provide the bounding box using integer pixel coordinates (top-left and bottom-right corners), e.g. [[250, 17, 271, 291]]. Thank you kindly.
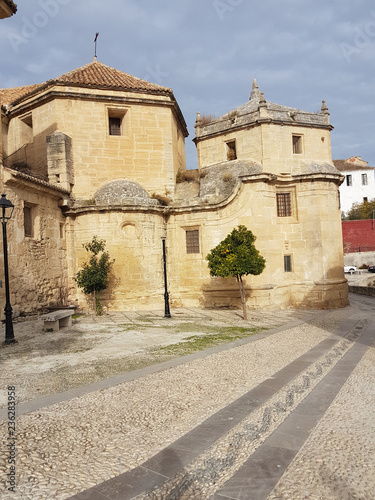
[[342, 220, 375, 253]]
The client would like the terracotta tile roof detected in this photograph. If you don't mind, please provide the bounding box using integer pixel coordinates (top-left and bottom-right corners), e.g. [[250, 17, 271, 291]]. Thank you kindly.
[[0, 60, 173, 108], [3, 0, 17, 14], [0, 83, 43, 107], [333, 159, 374, 172], [4, 167, 70, 194], [53, 59, 172, 94]]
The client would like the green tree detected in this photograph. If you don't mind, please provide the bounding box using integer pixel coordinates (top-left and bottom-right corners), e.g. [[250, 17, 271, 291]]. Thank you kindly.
[[347, 198, 375, 220], [74, 236, 114, 315], [206, 225, 266, 320]]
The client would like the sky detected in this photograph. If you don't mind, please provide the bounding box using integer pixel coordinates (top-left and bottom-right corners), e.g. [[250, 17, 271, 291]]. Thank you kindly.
[[0, 0, 374, 170]]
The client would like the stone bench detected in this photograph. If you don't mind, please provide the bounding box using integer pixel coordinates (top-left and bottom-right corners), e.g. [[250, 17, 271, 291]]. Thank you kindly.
[[40, 310, 75, 331]]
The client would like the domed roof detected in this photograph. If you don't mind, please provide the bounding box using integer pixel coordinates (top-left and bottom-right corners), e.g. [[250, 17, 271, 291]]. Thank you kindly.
[[94, 179, 157, 206]]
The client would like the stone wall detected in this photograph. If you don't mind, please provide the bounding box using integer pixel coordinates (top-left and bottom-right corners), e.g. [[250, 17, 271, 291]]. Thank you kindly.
[[166, 174, 347, 310], [5, 86, 187, 201], [1, 76, 348, 313], [348, 285, 375, 296], [196, 121, 332, 175], [66, 208, 166, 311], [0, 176, 68, 317]]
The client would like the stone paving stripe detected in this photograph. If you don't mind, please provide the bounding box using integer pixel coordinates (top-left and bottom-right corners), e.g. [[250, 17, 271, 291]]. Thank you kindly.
[[67, 319, 361, 500], [213, 321, 375, 500], [69, 466, 169, 500], [0, 318, 310, 422]]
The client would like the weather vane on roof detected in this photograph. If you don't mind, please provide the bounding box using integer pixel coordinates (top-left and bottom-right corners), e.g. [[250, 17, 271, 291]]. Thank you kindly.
[[94, 32, 99, 59]]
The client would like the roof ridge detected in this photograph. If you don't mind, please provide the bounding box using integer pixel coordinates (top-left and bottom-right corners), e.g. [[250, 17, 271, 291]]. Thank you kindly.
[[1, 60, 173, 108], [50, 59, 172, 92]]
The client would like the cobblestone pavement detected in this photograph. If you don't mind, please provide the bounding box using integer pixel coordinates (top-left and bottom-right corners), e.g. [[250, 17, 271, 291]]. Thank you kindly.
[[0, 307, 320, 409], [0, 295, 374, 499]]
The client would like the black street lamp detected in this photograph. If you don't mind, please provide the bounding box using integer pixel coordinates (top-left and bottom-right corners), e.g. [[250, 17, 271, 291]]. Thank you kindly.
[[0, 194, 17, 345], [161, 236, 171, 318]]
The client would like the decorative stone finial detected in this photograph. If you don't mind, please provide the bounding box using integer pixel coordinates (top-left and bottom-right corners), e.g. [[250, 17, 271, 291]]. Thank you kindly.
[[259, 91, 267, 108], [250, 79, 260, 100], [321, 100, 329, 113], [195, 111, 202, 128]]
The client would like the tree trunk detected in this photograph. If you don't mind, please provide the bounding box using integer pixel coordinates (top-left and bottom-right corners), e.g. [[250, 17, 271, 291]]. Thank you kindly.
[[236, 274, 247, 320], [95, 291, 102, 316]]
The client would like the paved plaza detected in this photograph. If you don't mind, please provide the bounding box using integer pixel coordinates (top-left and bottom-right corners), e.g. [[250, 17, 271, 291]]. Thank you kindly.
[[0, 293, 374, 499]]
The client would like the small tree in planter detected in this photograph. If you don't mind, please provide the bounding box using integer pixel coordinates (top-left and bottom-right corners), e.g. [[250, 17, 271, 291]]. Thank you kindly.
[[74, 236, 114, 315], [206, 225, 266, 320]]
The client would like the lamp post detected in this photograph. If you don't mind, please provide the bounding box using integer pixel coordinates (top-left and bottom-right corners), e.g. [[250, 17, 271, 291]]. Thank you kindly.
[[0, 194, 17, 345], [161, 236, 171, 318]]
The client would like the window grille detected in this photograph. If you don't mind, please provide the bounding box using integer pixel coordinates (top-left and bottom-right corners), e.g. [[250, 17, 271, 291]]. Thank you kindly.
[[276, 193, 292, 217], [186, 229, 200, 253]]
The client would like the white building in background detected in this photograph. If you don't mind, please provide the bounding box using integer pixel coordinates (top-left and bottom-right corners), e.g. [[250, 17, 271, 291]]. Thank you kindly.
[[333, 156, 375, 215]]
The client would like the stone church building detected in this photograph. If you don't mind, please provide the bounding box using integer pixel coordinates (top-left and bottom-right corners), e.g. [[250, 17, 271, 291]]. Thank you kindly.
[[0, 59, 348, 315]]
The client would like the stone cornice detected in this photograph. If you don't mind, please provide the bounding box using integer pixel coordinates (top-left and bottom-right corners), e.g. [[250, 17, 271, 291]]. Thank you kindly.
[[239, 172, 344, 186], [194, 118, 333, 143], [66, 170, 344, 217], [65, 204, 167, 217], [290, 172, 345, 185], [5, 87, 189, 138]]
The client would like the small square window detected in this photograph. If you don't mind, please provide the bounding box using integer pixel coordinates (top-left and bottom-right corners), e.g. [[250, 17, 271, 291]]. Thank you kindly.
[[362, 173, 368, 185], [284, 255, 292, 272], [109, 117, 122, 136], [21, 113, 33, 128], [107, 108, 127, 136], [24, 205, 33, 238], [226, 141, 237, 161], [186, 229, 200, 254], [276, 193, 292, 217], [292, 135, 303, 154], [346, 175, 352, 186]]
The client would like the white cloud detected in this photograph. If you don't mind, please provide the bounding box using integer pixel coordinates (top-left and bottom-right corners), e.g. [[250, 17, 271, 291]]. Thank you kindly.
[[1, 0, 374, 166]]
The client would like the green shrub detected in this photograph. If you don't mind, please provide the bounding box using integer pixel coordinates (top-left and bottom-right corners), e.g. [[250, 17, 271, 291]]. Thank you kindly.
[[74, 236, 114, 315]]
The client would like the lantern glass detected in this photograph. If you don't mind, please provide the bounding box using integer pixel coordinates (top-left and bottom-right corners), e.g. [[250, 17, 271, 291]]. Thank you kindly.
[[0, 194, 14, 222]]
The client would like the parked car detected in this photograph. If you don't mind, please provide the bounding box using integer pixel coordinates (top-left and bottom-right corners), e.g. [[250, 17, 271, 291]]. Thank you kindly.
[[368, 266, 375, 273], [344, 265, 357, 273]]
